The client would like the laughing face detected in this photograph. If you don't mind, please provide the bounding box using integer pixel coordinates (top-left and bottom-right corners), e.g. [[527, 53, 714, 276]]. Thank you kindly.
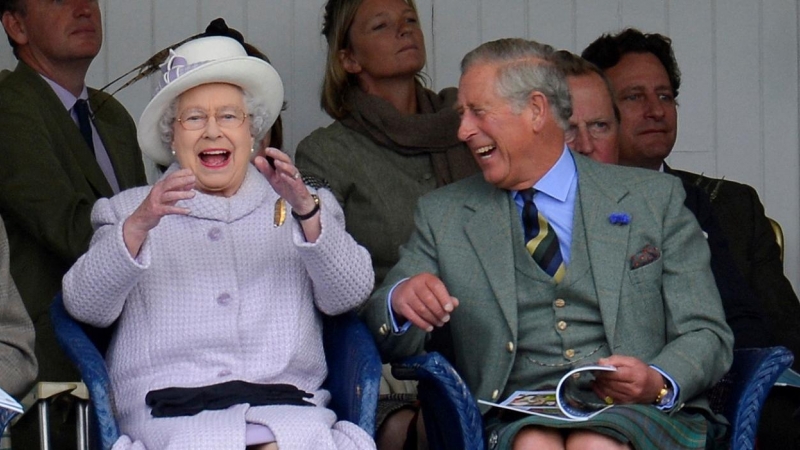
[[456, 62, 541, 191], [172, 83, 254, 198]]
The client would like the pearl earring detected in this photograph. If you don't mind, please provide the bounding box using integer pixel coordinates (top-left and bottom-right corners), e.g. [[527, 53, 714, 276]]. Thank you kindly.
[[171, 150, 176, 156], [250, 147, 255, 154]]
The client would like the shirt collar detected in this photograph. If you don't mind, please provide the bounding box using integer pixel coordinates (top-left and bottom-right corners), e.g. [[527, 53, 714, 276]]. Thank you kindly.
[[533, 145, 576, 202], [39, 73, 89, 111]]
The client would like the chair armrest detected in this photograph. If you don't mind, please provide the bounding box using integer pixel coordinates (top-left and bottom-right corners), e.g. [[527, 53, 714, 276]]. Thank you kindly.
[[322, 312, 382, 436], [393, 352, 484, 450], [50, 293, 120, 450], [707, 346, 794, 450]]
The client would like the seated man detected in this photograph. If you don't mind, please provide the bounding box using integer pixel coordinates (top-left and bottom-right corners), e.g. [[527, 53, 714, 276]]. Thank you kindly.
[[0, 214, 36, 400], [582, 29, 800, 449], [362, 38, 733, 450], [1, 0, 147, 446], [552, 49, 770, 349]]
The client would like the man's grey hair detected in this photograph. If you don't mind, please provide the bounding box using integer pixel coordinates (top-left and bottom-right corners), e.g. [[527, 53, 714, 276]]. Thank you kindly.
[[158, 88, 271, 154], [460, 38, 572, 130]]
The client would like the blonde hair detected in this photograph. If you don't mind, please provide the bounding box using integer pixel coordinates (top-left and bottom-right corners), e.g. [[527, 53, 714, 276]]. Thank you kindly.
[[320, 0, 423, 120]]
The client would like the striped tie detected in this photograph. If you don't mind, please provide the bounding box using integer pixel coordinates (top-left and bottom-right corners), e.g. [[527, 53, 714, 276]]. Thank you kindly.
[[520, 188, 565, 282]]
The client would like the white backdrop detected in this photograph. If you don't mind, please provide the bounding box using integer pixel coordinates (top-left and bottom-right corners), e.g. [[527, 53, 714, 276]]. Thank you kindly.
[[1, 0, 798, 293]]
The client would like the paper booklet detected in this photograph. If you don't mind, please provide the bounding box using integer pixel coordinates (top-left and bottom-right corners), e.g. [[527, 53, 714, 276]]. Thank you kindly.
[[0, 387, 22, 414], [478, 364, 617, 421]]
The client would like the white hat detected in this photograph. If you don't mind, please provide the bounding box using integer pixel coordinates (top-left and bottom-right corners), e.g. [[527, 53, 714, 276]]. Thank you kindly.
[[137, 36, 284, 166]]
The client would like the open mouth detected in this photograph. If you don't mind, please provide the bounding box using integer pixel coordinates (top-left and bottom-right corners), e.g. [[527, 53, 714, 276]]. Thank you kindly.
[[475, 145, 497, 159], [199, 150, 231, 168]]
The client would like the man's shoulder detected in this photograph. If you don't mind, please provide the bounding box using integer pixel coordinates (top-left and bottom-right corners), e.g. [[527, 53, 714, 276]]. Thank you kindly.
[[415, 173, 496, 214], [0, 64, 51, 105], [669, 168, 757, 202], [575, 152, 679, 195], [87, 88, 135, 122]]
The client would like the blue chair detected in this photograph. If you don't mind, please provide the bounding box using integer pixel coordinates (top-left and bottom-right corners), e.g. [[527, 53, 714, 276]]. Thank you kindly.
[[0, 408, 17, 441], [50, 292, 382, 449], [393, 347, 794, 450]]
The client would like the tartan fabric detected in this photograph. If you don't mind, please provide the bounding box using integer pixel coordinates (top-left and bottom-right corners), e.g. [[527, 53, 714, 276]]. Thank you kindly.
[[485, 404, 723, 450]]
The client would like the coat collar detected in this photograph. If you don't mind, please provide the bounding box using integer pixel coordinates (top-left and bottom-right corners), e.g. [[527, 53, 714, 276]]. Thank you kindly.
[[171, 164, 273, 223], [463, 181, 520, 339]]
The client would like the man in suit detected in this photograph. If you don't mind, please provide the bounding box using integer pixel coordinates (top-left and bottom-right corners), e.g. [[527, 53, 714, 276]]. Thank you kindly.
[[553, 50, 770, 350], [0, 0, 146, 446], [582, 28, 800, 448], [363, 38, 733, 449]]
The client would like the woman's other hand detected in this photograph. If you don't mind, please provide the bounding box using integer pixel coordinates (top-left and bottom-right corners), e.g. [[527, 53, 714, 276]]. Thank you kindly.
[[123, 168, 196, 257], [254, 148, 321, 242]]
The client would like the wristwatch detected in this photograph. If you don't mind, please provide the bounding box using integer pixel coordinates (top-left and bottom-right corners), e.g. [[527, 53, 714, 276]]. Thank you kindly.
[[654, 383, 671, 406]]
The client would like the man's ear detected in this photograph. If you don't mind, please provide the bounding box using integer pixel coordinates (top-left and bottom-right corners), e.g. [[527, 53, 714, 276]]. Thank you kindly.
[[528, 91, 549, 133], [1, 11, 28, 47], [338, 48, 362, 75]]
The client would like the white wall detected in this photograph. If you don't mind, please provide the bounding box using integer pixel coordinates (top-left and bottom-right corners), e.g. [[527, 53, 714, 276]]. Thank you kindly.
[[1, 0, 798, 292]]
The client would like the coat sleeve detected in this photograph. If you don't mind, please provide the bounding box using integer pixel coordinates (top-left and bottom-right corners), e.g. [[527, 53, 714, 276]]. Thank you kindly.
[[293, 188, 374, 316], [0, 219, 37, 398], [649, 177, 734, 405], [359, 199, 438, 362], [738, 184, 800, 371], [63, 195, 150, 328]]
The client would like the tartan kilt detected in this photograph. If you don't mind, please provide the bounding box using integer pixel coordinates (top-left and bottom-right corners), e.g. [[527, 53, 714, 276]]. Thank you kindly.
[[484, 404, 729, 450]]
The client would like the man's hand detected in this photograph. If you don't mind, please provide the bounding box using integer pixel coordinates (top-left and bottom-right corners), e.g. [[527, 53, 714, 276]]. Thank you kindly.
[[592, 355, 666, 405], [390, 273, 459, 332]]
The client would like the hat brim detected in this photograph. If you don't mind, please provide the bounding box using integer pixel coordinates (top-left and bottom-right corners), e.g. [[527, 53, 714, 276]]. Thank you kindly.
[[138, 57, 284, 166]]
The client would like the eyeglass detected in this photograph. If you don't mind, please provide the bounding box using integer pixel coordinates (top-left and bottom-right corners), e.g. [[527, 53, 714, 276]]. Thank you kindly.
[[564, 119, 616, 143], [176, 107, 249, 131]]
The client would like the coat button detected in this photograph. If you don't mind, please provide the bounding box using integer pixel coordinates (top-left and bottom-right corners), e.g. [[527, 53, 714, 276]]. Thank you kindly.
[[208, 227, 222, 241], [491, 389, 499, 400], [565, 349, 575, 358], [216, 293, 231, 305], [379, 324, 389, 336], [506, 342, 514, 353], [554, 299, 566, 308], [557, 321, 567, 331], [488, 431, 499, 449]]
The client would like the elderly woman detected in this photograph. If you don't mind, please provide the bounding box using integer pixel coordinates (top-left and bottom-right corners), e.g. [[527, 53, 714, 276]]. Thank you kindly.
[[63, 36, 375, 450]]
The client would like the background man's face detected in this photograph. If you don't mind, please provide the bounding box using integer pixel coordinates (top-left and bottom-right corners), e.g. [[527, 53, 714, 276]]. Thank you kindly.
[[12, 0, 102, 64], [604, 52, 677, 169], [566, 73, 619, 164]]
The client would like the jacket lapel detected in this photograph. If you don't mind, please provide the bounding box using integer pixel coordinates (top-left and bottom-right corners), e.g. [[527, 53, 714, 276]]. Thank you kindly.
[[464, 185, 519, 340], [574, 154, 631, 346], [17, 63, 114, 198]]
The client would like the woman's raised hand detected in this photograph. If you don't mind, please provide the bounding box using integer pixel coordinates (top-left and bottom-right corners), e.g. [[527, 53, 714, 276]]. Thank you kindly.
[[254, 148, 321, 242], [123, 168, 196, 257]]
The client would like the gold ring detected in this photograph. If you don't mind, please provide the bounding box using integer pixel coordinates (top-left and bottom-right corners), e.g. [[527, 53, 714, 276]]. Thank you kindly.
[[604, 396, 614, 405]]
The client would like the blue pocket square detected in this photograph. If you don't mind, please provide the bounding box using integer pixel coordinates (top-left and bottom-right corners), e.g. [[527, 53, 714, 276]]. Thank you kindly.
[[630, 244, 660, 269]]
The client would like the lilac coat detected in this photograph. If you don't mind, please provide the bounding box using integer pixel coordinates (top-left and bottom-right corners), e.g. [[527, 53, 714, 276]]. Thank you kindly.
[[63, 165, 375, 449]]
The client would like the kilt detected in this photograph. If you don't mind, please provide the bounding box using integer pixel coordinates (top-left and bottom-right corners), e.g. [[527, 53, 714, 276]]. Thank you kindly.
[[484, 405, 729, 450]]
